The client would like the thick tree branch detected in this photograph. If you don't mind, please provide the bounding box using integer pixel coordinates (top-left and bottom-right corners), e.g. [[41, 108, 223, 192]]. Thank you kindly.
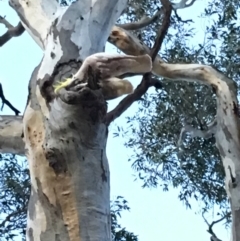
[[116, 9, 163, 30], [0, 16, 25, 47], [9, 0, 61, 49], [0, 115, 24, 155], [106, 0, 172, 125]]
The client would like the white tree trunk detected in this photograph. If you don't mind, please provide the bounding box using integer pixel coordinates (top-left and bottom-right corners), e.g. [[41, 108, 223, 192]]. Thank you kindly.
[[2, 1, 239, 240], [5, 0, 127, 240]]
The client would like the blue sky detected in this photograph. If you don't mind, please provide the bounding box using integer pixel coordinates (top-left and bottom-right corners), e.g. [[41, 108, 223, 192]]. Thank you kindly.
[[0, 1, 231, 240]]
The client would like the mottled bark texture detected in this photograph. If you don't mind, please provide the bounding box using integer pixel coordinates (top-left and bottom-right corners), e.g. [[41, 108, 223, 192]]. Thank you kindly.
[[7, 0, 128, 240], [1, 0, 239, 240]]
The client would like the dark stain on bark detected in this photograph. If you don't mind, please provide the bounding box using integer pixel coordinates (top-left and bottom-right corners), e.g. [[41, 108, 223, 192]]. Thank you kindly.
[[223, 125, 232, 142], [100, 149, 107, 182], [233, 101, 240, 117], [55, 234, 61, 241], [210, 84, 217, 94], [51, 52, 56, 59], [228, 166, 237, 187], [27, 227, 34, 241], [69, 121, 77, 130], [45, 147, 68, 174]]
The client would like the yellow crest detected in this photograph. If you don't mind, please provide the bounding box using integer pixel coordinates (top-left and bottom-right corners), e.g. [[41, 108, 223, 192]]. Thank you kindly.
[[53, 78, 73, 94]]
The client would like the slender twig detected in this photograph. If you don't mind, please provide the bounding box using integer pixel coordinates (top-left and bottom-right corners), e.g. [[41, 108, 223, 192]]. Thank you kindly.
[[0, 83, 20, 115], [116, 9, 163, 31], [202, 212, 231, 241], [105, 0, 172, 125], [173, 9, 193, 23]]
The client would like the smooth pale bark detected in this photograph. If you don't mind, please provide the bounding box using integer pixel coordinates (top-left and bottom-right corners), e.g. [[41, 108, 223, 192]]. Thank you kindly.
[[2, 0, 238, 240], [109, 25, 240, 241], [8, 0, 127, 241]]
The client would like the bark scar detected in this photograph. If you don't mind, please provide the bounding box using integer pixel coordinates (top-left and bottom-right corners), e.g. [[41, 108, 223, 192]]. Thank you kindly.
[[228, 166, 237, 188], [100, 149, 107, 182]]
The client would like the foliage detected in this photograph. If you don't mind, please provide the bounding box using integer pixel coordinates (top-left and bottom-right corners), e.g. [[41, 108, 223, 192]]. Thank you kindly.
[[0, 154, 30, 241], [111, 196, 138, 241], [1, 0, 239, 238]]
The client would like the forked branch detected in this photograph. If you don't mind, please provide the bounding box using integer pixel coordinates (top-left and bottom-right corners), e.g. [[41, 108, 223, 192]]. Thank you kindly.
[[105, 0, 172, 125], [202, 212, 231, 241]]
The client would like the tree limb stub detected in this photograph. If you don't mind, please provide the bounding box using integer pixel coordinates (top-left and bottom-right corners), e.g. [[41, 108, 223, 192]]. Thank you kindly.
[[105, 0, 172, 125], [0, 115, 24, 155]]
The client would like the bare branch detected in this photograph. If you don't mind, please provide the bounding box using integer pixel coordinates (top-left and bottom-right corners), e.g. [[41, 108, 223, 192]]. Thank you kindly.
[[171, 0, 197, 10], [116, 9, 163, 30], [202, 212, 231, 241], [0, 115, 24, 155], [173, 9, 193, 23], [0, 15, 13, 29], [106, 0, 172, 125], [0, 21, 25, 47], [0, 84, 20, 115]]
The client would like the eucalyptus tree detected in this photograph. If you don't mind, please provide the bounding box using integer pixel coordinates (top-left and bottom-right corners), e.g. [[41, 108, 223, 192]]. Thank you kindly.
[[0, 0, 240, 240]]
